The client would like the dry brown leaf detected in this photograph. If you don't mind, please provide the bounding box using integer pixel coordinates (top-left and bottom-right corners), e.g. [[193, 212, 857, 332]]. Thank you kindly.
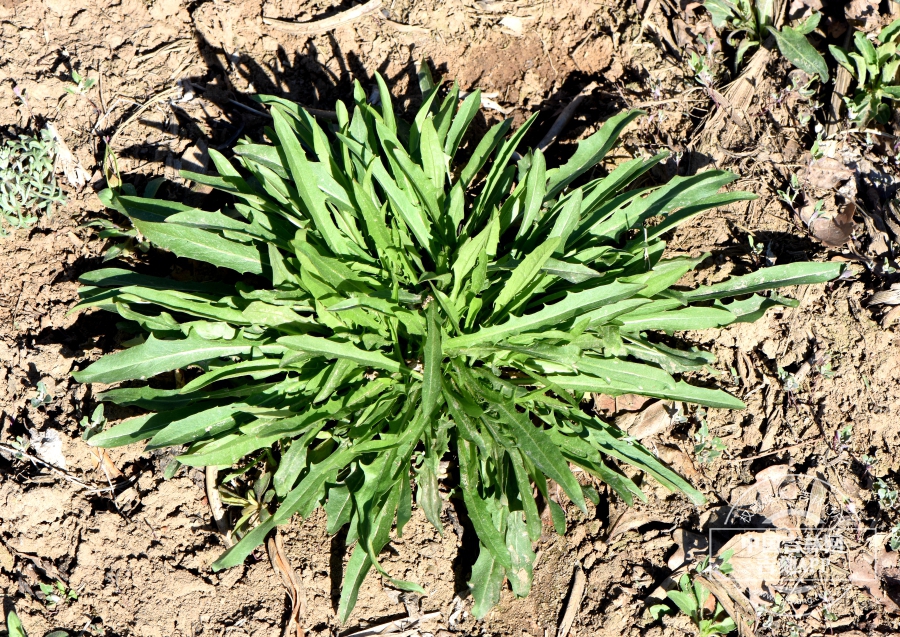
[[800, 200, 856, 247], [850, 551, 900, 612], [268, 531, 307, 637], [870, 285, 900, 305], [618, 400, 679, 440], [607, 509, 658, 539], [846, 0, 890, 32], [668, 529, 708, 570], [804, 157, 854, 191], [656, 444, 702, 483], [696, 570, 759, 637], [719, 530, 794, 606], [0, 542, 14, 571], [592, 393, 616, 414], [498, 15, 524, 36], [787, 0, 822, 20], [46, 123, 90, 191], [882, 305, 900, 328], [89, 447, 123, 479]]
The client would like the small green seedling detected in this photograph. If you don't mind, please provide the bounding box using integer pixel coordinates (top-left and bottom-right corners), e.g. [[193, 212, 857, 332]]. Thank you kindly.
[[0, 130, 66, 234], [65, 69, 96, 96], [79, 404, 107, 440], [889, 521, 900, 550], [218, 466, 275, 540], [876, 477, 899, 509], [6, 609, 70, 637], [651, 551, 736, 635], [688, 37, 719, 87], [694, 411, 726, 464], [6, 610, 27, 637], [38, 580, 78, 610], [704, 0, 827, 79], [829, 19, 900, 126], [30, 381, 53, 408]]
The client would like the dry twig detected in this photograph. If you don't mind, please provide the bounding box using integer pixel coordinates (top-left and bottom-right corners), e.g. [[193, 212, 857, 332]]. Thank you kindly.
[[537, 83, 598, 152], [268, 530, 307, 637], [557, 563, 586, 637], [263, 0, 383, 35], [205, 466, 234, 548], [0, 441, 123, 494]]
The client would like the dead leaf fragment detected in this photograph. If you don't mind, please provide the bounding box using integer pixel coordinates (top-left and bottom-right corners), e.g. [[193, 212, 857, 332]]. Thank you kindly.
[[268, 531, 307, 637], [46, 123, 90, 191], [804, 157, 854, 191], [618, 400, 679, 439], [498, 16, 524, 36], [882, 305, 900, 328], [800, 200, 856, 247], [870, 285, 900, 306], [0, 542, 14, 572], [608, 509, 657, 539], [850, 552, 900, 612]]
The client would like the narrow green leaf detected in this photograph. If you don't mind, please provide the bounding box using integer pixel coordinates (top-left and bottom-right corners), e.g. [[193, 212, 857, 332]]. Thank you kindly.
[[132, 218, 264, 275], [444, 90, 480, 160], [458, 439, 512, 570], [469, 545, 505, 619], [545, 109, 642, 200], [271, 106, 350, 255], [855, 30, 878, 66], [682, 262, 843, 302], [459, 119, 511, 188], [617, 306, 736, 332], [491, 237, 560, 319], [374, 71, 397, 133], [495, 401, 587, 513], [422, 303, 442, 417], [325, 483, 355, 535], [445, 281, 644, 351], [279, 335, 407, 374], [73, 332, 256, 384]]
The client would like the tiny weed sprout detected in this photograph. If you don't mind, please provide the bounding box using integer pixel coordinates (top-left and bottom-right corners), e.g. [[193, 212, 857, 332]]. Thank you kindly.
[[65, 69, 96, 96], [72, 67, 842, 619], [38, 581, 78, 610], [649, 553, 737, 636], [0, 129, 66, 234], [704, 0, 827, 79], [829, 19, 900, 126], [30, 381, 53, 408]]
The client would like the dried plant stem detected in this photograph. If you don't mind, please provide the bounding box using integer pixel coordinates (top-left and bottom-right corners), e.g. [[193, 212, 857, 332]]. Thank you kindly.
[[263, 0, 382, 35], [537, 83, 598, 152], [205, 466, 234, 548]]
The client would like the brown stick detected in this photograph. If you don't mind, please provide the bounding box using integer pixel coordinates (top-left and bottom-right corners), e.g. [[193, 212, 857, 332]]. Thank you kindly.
[[268, 531, 307, 637], [537, 82, 598, 152], [263, 0, 383, 35], [727, 438, 818, 464], [205, 466, 233, 548], [557, 564, 586, 637]]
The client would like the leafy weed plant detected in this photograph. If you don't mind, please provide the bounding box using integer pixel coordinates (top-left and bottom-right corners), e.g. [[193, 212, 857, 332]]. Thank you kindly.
[[73, 68, 841, 619], [704, 0, 828, 79], [0, 129, 65, 234], [829, 19, 900, 126], [650, 552, 737, 636]]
